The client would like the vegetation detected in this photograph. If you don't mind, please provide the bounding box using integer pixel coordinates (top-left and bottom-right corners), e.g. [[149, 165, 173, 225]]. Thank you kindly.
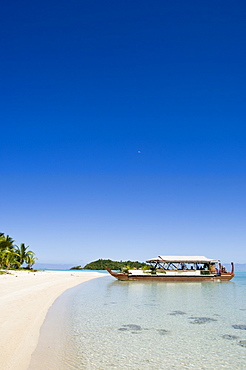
[[0, 270, 9, 275], [70, 265, 83, 270], [0, 232, 37, 270], [77, 259, 149, 271]]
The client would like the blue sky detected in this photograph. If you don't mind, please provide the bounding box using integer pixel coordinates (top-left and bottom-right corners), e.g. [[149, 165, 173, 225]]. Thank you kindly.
[[1, 0, 246, 265]]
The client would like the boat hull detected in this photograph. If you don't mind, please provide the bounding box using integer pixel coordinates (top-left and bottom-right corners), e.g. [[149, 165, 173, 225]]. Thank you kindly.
[[106, 269, 234, 282]]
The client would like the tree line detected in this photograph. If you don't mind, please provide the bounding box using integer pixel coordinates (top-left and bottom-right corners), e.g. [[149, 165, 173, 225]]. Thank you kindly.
[[0, 232, 37, 270], [71, 259, 148, 270]]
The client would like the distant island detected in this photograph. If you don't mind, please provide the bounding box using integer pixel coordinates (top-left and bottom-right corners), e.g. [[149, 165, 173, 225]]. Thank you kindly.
[[70, 259, 148, 270]]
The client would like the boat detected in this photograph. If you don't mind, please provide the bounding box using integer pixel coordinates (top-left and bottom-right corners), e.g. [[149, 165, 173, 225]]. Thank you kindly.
[[106, 256, 234, 281]]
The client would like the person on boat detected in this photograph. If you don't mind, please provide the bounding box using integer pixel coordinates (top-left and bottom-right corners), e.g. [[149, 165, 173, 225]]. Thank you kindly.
[[210, 264, 217, 274]]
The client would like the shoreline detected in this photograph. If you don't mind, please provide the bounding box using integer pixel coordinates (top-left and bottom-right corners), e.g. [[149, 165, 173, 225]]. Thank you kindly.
[[0, 270, 106, 370]]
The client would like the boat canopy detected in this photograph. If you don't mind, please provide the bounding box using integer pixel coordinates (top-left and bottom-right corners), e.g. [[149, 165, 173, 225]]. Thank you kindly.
[[146, 256, 219, 263]]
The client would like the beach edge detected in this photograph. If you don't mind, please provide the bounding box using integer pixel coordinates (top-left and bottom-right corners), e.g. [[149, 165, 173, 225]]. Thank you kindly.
[[0, 270, 106, 370]]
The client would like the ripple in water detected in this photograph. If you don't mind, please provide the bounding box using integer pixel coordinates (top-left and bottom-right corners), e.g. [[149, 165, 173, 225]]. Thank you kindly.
[[169, 310, 186, 316], [221, 334, 239, 340], [232, 324, 246, 330], [188, 316, 218, 324]]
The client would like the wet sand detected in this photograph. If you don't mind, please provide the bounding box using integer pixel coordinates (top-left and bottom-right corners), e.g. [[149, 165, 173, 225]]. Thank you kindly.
[[0, 270, 105, 370]]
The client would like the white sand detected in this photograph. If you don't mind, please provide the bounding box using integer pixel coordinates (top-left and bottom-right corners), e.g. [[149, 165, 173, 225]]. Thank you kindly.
[[0, 270, 106, 370]]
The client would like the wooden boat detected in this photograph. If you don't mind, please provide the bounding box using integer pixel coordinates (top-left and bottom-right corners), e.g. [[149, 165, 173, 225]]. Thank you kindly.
[[106, 256, 234, 281]]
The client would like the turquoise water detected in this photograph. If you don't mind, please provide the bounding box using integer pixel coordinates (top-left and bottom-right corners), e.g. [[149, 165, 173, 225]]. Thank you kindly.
[[37, 269, 108, 273], [29, 273, 246, 369]]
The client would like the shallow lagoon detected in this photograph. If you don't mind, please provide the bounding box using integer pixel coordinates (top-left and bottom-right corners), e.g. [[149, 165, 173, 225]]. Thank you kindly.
[[29, 272, 246, 369]]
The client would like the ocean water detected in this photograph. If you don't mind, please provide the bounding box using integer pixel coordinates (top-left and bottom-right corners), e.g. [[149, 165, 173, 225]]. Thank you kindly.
[[29, 272, 246, 370]]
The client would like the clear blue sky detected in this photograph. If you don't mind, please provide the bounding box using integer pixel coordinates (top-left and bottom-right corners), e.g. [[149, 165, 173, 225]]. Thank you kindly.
[[1, 0, 246, 265]]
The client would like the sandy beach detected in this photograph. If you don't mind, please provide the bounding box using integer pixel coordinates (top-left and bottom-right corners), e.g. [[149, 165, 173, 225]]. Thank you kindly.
[[0, 270, 105, 370]]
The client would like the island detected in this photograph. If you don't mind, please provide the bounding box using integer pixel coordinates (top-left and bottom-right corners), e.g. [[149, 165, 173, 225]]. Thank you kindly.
[[70, 259, 148, 271]]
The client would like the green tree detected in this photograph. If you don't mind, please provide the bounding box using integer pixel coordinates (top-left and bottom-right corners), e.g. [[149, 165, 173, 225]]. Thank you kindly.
[[15, 243, 36, 266], [0, 233, 16, 268], [1, 248, 20, 269], [0, 234, 15, 251], [81, 259, 148, 270], [0, 233, 37, 270], [25, 255, 37, 269]]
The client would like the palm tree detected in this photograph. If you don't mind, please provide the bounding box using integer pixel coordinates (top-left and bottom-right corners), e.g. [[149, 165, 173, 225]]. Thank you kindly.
[[15, 243, 36, 267], [1, 248, 20, 269], [25, 255, 38, 269], [0, 234, 15, 251], [0, 234, 16, 268], [0, 233, 37, 270]]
